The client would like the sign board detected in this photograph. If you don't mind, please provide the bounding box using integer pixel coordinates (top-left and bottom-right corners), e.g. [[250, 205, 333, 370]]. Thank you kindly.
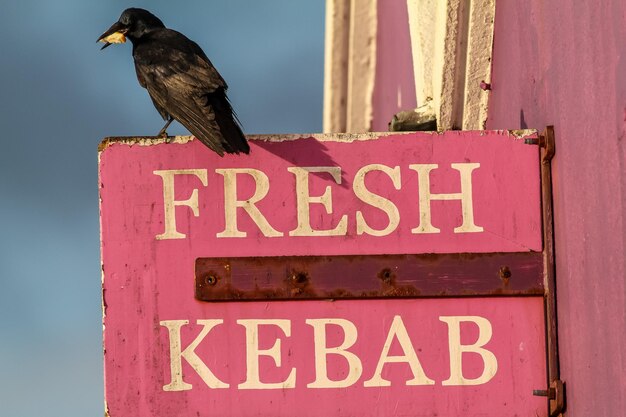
[[99, 131, 547, 416]]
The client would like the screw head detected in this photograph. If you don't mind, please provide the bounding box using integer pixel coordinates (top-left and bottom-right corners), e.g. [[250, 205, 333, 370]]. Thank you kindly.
[[205, 275, 218, 286], [499, 266, 512, 280]]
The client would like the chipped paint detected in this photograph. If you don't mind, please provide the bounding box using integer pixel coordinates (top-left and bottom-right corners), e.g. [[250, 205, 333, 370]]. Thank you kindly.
[[98, 129, 538, 152], [248, 131, 417, 142], [98, 135, 194, 152], [507, 129, 538, 139]]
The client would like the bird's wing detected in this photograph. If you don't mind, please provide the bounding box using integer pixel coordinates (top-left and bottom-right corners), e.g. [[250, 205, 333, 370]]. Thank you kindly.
[[135, 64, 169, 121], [134, 30, 247, 155]]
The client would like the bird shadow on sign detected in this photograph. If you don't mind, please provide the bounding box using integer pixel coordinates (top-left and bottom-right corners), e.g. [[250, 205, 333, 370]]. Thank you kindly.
[[252, 137, 349, 189]]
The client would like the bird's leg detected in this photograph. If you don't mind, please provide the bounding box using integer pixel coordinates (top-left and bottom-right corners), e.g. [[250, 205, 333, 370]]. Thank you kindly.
[[158, 116, 174, 143]]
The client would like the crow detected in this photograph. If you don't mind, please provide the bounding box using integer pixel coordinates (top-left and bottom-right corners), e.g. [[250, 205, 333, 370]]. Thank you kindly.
[[97, 8, 249, 156]]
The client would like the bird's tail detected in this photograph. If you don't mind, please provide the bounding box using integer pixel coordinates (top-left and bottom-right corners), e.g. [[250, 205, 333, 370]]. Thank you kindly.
[[206, 90, 250, 155]]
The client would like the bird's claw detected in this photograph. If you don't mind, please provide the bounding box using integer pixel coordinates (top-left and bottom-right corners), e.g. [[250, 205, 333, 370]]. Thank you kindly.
[[157, 130, 173, 143]]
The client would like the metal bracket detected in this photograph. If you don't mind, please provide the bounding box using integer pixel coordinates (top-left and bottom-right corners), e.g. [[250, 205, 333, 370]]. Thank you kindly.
[[540, 125, 556, 163], [533, 379, 565, 416], [537, 126, 565, 416], [524, 128, 555, 160], [195, 252, 544, 301]]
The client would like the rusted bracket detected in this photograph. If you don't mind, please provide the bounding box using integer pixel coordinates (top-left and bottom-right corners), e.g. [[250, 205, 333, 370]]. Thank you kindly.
[[541, 126, 556, 163], [524, 128, 555, 157], [195, 252, 544, 301], [533, 379, 565, 416], [538, 126, 565, 416]]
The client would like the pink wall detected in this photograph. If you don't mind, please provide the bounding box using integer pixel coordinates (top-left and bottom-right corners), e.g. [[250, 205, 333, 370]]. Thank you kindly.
[[487, 2, 626, 415]]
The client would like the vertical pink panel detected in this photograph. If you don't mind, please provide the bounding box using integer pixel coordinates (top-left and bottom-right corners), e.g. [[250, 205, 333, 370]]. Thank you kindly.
[[488, 1, 626, 415]]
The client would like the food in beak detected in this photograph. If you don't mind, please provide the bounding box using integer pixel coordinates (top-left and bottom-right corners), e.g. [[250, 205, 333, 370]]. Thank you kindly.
[[100, 32, 127, 44]]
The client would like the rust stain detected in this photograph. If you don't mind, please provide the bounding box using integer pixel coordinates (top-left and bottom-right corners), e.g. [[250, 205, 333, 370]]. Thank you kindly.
[[498, 265, 512, 286]]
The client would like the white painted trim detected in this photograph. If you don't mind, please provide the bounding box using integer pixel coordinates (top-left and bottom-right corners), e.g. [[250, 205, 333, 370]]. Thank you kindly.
[[462, 0, 495, 130], [346, 0, 377, 133], [407, 0, 495, 130], [323, 0, 495, 132], [323, 0, 377, 133], [406, 0, 436, 106], [323, 0, 350, 132]]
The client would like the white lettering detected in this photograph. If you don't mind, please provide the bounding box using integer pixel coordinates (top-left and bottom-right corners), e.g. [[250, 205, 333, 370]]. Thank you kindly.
[[288, 167, 348, 236], [160, 319, 228, 391], [409, 163, 483, 234], [439, 316, 498, 385], [158, 315, 502, 390], [364, 315, 435, 387], [354, 164, 402, 236], [306, 319, 363, 388], [216, 168, 283, 238], [237, 319, 296, 389], [153, 169, 208, 240]]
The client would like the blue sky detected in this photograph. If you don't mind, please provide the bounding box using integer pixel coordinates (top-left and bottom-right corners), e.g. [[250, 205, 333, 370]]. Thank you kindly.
[[0, 1, 324, 415]]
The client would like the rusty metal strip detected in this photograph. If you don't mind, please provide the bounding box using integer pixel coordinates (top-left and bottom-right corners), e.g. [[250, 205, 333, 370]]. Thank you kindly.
[[195, 252, 544, 301], [539, 126, 565, 416]]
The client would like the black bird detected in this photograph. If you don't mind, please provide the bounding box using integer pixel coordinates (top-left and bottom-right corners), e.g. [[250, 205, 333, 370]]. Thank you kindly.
[[97, 8, 249, 156]]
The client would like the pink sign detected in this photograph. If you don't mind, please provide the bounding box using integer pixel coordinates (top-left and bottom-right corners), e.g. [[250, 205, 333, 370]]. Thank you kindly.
[[99, 131, 546, 416]]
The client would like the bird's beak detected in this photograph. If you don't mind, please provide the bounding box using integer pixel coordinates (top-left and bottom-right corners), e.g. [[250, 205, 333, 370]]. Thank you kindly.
[[97, 21, 128, 50]]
